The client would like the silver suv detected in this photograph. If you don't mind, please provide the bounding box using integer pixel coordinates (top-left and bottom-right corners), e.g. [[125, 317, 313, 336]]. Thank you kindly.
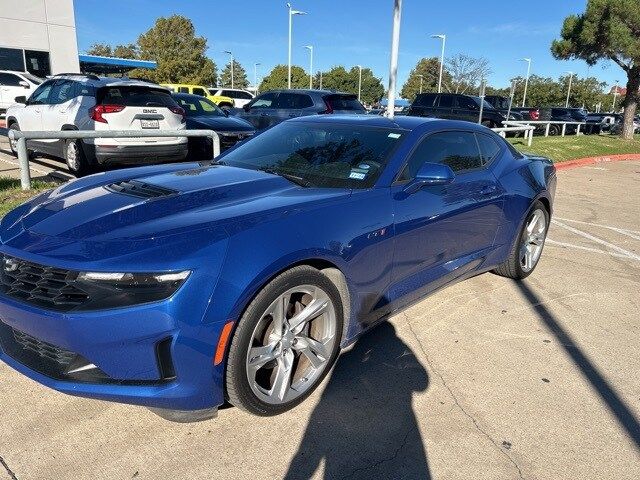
[[6, 74, 188, 176]]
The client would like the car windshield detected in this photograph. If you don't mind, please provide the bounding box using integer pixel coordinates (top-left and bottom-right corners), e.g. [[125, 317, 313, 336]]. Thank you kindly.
[[175, 95, 224, 117], [218, 122, 406, 189]]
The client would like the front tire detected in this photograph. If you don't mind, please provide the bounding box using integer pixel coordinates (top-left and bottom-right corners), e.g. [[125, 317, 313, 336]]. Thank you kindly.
[[493, 201, 549, 279], [225, 266, 344, 416]]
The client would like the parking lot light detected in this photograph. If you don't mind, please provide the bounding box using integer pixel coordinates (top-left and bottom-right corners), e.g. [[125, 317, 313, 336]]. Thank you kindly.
[[521, 57, 532, 107], [357, 65, 363, 101], [254, 63, 261, 94], [565, 71, 574, 108], [287, 3, 307, 89], [431, 34, 446, 93], [418, 74, 424, 94], [304, 45, 313, 89], [612, 80, 619, 112], [224, 51, 234, 89]]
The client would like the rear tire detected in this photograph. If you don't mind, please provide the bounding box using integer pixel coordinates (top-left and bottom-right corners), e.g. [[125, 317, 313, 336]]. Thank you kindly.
[[225, 265, 343, 416], [64, 139, 91, 177], [493, 201, 549, 279]]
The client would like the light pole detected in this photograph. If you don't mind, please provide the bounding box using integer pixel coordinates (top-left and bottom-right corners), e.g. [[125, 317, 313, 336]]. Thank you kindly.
[[303, 45, 313, 89], [418, 74, 424, 94], [287, 3, 307, 89], [521, 57, 531, 107], [431, 34, 446, 93], [356, 65, 363, 101], [319, 71, 323, 89], [565, 71, 574, 108], [386, 0, 402, 118], [612, 80, 619, 112], [254, 62, 261, 94], [223, 51, 234, 88]]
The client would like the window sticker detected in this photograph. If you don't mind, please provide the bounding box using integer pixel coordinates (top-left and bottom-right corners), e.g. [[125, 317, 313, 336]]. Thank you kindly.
[[349, 170, 366, 180], [388, 133, 401, 139]]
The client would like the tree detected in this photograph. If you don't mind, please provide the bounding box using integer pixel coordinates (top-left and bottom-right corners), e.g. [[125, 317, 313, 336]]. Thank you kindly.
[[444, 54, 491, 94], [260, 65, 308, 90], [86, 43, 138, 59], [351, 67, 385, 105], [400, 57, 447, 101], [551, 0, 640, 139], [136, 15, 217, 86], [221, 60, 249, 89]]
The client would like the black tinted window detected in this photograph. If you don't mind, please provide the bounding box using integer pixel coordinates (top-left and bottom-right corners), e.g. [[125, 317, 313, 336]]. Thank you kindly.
[[475, 133, 500, 165], [438, 95, 454, 108], [178, 86, 189, 93], [24, 50, 50, 78], [401, 131, 482, 180], [0, 73, 21, 86], [192, 87, 207, 96], [220, 123, 405, 189], [98, 87, 178, 107], [275, 93, 314, 109], [414, 94, 437, 107], [222, 90, 254, 100], [456, 96, 478, 110], [0, 47, 25, 71], [325, 95, 364, 111]]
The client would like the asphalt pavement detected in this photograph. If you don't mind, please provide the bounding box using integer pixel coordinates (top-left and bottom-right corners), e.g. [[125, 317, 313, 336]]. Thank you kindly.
[[0, 160, 639, 480]]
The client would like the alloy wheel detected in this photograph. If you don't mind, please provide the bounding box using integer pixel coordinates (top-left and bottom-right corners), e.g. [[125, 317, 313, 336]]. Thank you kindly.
[[520, 208, 547, 272], [66, 142, 79, 171], [245, 284, 338, 405]]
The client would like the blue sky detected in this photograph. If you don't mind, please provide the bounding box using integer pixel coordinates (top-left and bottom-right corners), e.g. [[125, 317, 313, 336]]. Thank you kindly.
[[74, 0, 623, 92]]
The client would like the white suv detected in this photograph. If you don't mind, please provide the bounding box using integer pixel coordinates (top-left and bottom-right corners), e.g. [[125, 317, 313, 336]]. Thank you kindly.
[[6, 74, 188, 176], [208, 88, 254, 108], [0, 70, 43, 112]]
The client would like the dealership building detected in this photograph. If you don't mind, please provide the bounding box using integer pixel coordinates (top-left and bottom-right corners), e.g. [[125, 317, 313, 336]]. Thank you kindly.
[[0, 0, 80, 76]]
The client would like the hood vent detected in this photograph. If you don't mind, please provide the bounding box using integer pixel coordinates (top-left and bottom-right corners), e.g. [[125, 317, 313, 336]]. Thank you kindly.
[[105, 180, 178, 199]]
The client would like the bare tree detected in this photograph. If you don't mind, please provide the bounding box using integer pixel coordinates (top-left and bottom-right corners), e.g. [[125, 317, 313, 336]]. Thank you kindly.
[[443, 54, 492, 94]]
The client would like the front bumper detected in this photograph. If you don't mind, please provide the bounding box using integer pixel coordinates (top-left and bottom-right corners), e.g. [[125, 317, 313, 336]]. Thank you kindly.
[[89, 143, 189, 165], [0, 281, 226, 416]]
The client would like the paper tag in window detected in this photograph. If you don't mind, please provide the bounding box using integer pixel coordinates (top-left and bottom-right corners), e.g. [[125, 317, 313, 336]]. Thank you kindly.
[[349, 171, 366, 180], [388, 133, 401, 138]]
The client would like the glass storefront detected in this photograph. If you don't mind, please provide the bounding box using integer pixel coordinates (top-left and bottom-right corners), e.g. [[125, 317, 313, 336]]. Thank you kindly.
[[0, 47, 51, 77]]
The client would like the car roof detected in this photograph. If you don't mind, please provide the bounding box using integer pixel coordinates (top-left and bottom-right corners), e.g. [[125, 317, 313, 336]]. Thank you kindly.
[[45, 74, 167, 90], [263, 89, 355, 96], [288, 113, 480, 131]]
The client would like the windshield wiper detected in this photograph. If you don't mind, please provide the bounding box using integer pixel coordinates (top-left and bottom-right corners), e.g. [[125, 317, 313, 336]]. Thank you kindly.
[[258, 167, 312, 188]]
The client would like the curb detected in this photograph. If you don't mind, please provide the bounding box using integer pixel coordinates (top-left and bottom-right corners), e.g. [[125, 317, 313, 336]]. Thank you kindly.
[[555, 154, 640, 170]]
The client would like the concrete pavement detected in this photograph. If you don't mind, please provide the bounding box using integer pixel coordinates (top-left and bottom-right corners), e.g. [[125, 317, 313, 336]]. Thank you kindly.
[[0, 161, 639, 479]]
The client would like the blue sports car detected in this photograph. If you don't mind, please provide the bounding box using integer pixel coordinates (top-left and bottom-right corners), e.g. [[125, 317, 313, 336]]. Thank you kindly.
[[0, 115, 556, 421]]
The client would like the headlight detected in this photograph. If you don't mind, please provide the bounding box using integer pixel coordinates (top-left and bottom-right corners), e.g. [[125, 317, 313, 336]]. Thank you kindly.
[[74, 270, 191, 310]]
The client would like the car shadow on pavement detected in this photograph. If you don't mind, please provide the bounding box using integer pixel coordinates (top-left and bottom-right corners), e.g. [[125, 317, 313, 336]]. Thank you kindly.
[[284, 322, 432, 480], [515, 280, 640, 448]]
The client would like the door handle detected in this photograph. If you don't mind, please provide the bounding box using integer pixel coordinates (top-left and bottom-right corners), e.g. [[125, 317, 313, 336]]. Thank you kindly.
[[479, 185, 497, 196]]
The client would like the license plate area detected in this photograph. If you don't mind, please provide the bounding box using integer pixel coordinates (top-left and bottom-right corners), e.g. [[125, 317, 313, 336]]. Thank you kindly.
[[141, 119, 159, 129]]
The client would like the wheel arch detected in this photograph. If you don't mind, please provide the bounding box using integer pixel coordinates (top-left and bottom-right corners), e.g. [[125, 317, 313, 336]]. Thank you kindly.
[[6, 116, 18, 127]]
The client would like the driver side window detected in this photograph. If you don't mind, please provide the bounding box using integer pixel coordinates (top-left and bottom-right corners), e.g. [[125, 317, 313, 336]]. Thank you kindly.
[[398, 131, 483, 181], [249, 92, 278, 109], [28, 81, 54, 105]]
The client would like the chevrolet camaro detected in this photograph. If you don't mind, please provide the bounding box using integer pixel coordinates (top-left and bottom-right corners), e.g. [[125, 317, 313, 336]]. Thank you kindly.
[[0, 115, 556, 421]]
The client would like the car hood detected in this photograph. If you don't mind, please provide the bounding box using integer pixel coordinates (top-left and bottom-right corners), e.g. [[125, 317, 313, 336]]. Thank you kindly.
[[186, 115, 255, 132], [0, 164, 349, 248]]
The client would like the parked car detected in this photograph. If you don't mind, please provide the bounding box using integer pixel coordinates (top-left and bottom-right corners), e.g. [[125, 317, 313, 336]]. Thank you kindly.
[[235, 89, 366, 130], [208, 88, 254, 108], [484, 95, 540, 121], [610, 115, 640, 135], [584, 113, 619, 134], [406, 93, 508, 128], [172, 92, 255, 159], [0, 115, 556, 422], [0, 70, 43, 112], [6, 74, 188, 176], [539, 107, 588, 135], [161, 83, 235, 110]]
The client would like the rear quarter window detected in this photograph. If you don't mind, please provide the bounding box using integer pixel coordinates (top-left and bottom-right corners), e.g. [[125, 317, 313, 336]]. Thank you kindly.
[[324, 95, 364, 111], [413, 94, 437, 107]]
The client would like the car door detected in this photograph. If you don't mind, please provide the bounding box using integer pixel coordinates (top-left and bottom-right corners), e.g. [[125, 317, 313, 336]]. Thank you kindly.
[[18, 80, 54, 131], [388, 130, 503, 306], [454, 95, 480, 123], [40, 79, 77, 155], [271, 92, 311, 124], [434, 94, 455, 119], [240, 91, 279, 130], [0, 72, 25, 109]]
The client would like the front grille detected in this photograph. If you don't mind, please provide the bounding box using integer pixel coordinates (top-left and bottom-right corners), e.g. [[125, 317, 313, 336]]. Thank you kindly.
[[104, 179, 178, 199], [0, 254, 89, 312]]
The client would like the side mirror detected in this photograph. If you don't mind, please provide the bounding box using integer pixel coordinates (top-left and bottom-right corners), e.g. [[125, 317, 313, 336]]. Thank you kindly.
[[19, 81, 30, 89], [403, 162, 455, 194], [243, 104, 251, 112], [14, 96, 27, 104]]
